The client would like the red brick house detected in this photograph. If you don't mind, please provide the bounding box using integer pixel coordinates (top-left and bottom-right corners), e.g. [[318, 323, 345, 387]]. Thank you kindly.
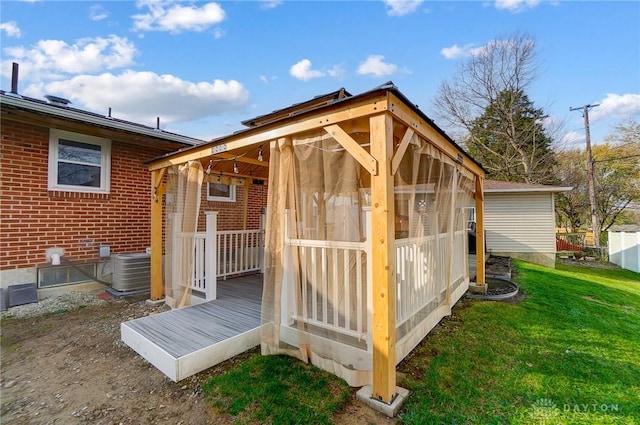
[[0, 90, 204, 301]]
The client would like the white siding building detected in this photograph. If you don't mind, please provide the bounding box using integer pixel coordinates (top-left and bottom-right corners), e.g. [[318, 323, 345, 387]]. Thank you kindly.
[[608, 225, 640, 273], [483, 180, 571, 268]]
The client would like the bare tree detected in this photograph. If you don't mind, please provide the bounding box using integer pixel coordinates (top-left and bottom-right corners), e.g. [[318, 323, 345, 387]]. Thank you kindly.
[[432, 32, 561, 184]]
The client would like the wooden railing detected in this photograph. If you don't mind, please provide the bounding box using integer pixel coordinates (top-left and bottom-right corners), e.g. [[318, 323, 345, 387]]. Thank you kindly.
[[283, 210, 372, 343], [394, 229, 466, 326], [217, 228, 264, 279], [173, 211, 264, 302]]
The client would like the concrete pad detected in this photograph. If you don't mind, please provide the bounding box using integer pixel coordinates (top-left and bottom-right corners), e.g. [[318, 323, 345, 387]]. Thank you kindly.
[[356, 385, 410, 418], [145, 298, 166, 306], [468, 283, 488, 294]]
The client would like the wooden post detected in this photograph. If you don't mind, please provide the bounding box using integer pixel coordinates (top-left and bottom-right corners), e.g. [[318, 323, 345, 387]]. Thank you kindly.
[[150, 168, 166, 300], [205, 211, 218, 300], [446, 170, 458, 305], [242, 179, 250, 231], [259, 212, 266, 274], [369, 113, 396, 404], [475, 176, 485, 285]]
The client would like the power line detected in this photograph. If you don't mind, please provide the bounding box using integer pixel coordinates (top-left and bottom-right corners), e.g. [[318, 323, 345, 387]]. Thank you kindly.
[[594, 154, 640, 163]]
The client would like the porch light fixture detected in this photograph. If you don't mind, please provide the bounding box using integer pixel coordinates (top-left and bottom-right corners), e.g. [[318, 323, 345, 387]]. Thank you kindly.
[[205, 159, 213, 175], [233, 160, 239, 174], [258, 146, 263, 162]]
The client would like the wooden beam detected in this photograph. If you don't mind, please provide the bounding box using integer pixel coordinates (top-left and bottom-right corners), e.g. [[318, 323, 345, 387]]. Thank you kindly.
[[150, 168, 166, 300], [323, 124, 378, 175], [369, 113, 397, 404], [386, 92, 486, 178], [391, 127, 414, 175], [149, 97, 388, 171], [242, 179, 249, 230], [475, 176, 486, 285], [204, 174, 251, 186], [208, 152, 269, 167]]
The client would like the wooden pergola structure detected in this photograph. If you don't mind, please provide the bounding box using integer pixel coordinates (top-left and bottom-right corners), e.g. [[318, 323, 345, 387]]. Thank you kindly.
[[146, 83, 486, 405]]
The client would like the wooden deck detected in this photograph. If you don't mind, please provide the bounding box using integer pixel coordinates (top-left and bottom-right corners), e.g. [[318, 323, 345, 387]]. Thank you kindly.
[[121, 274, 266, 382]]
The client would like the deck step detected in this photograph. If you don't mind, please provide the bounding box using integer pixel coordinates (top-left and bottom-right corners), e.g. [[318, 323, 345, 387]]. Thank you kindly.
[[121, 275, 264, 381]]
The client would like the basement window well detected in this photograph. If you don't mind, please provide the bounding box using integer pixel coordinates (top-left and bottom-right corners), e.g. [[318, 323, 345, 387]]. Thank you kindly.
[[38, 263, 96, 288]]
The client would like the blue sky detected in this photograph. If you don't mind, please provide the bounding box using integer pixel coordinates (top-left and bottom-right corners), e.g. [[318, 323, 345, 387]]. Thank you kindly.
[[1, 0, 639, 148]]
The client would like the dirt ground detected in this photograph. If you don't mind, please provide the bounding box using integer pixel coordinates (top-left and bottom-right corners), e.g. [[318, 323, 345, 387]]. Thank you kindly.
[[0, 294, 395, 425]]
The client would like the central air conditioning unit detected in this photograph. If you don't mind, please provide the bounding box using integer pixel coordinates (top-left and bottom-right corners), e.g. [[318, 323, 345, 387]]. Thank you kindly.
[[112, 253, 150, 292]]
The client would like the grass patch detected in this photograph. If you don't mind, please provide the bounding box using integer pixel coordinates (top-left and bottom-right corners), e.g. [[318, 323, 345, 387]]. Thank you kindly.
[[398, 260, 640, 424], [201, 262, 639, 424], [202, 353, 350, 424]]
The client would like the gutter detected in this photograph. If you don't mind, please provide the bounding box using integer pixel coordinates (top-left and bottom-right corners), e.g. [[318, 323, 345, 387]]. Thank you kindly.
[[1, 93, 204, 147], [485, 187, 573, 194]]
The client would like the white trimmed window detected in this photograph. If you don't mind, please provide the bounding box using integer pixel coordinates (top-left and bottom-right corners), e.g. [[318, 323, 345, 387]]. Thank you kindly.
[[207, 183, 236, 202], [48, 129, 111, 193]]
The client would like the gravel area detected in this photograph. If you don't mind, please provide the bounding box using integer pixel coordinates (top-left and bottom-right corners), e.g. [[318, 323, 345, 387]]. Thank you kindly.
[[1, 290, 109, 320]]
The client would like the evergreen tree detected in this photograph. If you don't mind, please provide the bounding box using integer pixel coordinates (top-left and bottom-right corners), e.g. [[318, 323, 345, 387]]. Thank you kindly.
[[466, 89, 557, 184]]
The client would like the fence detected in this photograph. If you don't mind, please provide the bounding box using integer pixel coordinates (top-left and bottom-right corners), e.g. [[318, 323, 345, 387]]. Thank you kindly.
[[609, 231, 640, 273]]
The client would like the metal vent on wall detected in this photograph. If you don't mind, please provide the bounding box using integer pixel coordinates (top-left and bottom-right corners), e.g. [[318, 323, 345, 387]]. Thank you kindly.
[[112, 253, 150, 292]]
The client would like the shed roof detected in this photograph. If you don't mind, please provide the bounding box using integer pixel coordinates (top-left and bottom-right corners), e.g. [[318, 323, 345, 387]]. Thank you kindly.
[[484, 179, 572, 193], [608, 224, 640, 232]]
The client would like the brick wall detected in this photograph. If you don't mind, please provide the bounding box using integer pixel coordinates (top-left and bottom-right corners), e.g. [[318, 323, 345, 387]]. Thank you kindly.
[[198, 182, 267, 231], [0, 120, 170, 271]]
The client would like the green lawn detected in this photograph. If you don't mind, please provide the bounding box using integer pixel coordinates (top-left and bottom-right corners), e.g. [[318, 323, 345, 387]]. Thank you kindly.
[[398, 260, 640, 424], [203, 261, 640, 424]]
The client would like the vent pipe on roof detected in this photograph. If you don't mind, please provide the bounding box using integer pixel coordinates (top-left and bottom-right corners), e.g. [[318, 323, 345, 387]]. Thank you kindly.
[[10, 62, 19, 94], [44, 95, 71, 107], [156, 117, 160, 130], [107, 107, 112, 119]]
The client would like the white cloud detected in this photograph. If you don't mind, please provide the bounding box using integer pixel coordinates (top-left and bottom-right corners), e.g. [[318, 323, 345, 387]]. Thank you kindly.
[[383, 0, 424, 16], [132, 0, 225, 33], [260, 0, 283, 9], [2, 35, 136, 80], [440, 43, 477, 59], [357, 55, 398, 77], [494, 0, 541, 13], [327, 64, 345, 79], [22, 71, 249, 124], [590, 93, 640, 121], [561, 130, 583, 146], [89, 5, 109, 21], [289, 59, 325, 81], [213, 28, 224, 39], [0, 21, 22, 38], [259, 75, 278, 84]]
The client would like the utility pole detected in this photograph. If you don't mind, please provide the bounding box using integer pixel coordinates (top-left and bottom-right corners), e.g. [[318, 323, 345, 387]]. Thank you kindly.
[[570, 103, 600, 249]]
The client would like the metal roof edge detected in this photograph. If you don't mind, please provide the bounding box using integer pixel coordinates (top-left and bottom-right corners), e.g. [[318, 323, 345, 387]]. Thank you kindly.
[[380, 84, 487, 174], [485, 186, 573, 193], [1, 92, 203, 147]]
